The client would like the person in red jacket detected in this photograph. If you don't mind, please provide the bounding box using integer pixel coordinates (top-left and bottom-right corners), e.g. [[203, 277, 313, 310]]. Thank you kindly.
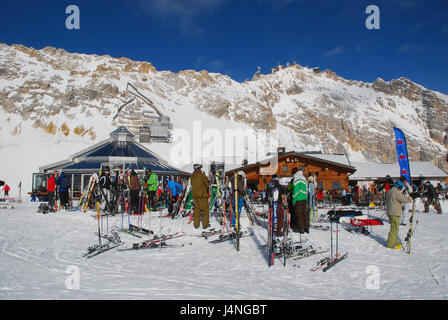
[[2, 183, 10, 197], [47, 171, 57, 212]]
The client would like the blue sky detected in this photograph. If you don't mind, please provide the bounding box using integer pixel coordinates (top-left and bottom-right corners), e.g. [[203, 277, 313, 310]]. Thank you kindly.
[[1, 0, 448, 93]]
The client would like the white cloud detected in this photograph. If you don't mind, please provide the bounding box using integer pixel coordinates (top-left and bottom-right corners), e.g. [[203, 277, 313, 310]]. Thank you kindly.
[[195, 56, 225, 71], [321, 46, 344, 57], [139, 0, 227, 38]]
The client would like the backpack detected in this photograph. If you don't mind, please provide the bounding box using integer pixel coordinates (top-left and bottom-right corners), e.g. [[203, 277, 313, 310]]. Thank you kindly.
[[38, 203, 49, 214]]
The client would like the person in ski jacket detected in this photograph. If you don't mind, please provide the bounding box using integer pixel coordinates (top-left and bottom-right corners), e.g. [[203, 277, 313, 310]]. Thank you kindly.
[[129, 169, 141, 214], [2, 183, 10, 197], [57, 171, 71, 209], [317, 188, 324, 205], [385, 180, 411, 249], [143, 169, 158, 210], [167, 179, 184, 215], [341, 188, 347, 204], [47, 171, 57, 212], [168, 179, 183, 198], [423, 181, 442, 214], [288, 167, 308, 233], [190, 164, 210, 229], [307, 173, 315, 214]]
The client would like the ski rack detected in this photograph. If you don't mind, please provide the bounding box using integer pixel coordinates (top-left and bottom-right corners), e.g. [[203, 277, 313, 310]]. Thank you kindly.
[[311, 206, 348, 272]]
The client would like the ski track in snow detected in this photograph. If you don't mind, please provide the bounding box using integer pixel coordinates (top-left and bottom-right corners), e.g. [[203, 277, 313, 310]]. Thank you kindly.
[[0, 200, 448, 300]]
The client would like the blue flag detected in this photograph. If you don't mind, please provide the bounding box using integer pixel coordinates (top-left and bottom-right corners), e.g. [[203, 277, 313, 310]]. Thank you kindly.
[[393, 127, 411, 184]]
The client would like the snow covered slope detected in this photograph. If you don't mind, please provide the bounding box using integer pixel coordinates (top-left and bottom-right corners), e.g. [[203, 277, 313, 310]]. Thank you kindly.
[[1, 43, 447, 195], [0, 201, 447, 300]]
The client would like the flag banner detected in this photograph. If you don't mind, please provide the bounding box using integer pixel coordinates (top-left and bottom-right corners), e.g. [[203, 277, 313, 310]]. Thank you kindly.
[[393, 127, 411, 184]]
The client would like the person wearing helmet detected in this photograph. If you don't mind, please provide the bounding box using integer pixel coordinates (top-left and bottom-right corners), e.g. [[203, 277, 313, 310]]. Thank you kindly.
[[190, 163, 210, 229], [385, 180, 411, 249]]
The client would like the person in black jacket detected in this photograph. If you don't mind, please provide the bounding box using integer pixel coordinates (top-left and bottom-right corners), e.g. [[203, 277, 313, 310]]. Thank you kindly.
[[57, 171, 71, 209], [423, 181, 442, 214]]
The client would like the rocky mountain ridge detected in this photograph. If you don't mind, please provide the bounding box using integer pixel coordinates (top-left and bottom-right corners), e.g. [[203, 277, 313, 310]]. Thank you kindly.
[[1, 43, 447, 173]]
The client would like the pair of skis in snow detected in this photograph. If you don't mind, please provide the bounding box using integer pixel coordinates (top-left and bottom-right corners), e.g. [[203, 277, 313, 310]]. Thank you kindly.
[[117, 232, 187, 251], [84, 226, 124, 257], [311, 208, 348, 272], [404, 199, 417, 254], [208, 230, 252, 244]]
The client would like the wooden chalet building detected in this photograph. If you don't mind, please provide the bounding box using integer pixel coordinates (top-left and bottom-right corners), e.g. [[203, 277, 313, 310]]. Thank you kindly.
[[225, 149, 357, 192]]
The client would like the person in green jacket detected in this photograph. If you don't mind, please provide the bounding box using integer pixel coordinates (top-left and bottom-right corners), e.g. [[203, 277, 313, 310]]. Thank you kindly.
[[289, 167, 309, 233], [385, 180, 411, 249], [143, 168, 158, 210], [191, 164, 210, 229]]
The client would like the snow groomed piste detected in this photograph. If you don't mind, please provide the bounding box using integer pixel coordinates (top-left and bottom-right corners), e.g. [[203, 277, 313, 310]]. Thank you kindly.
[[3, 151, 448, 299], [1, 197, 448, 300]]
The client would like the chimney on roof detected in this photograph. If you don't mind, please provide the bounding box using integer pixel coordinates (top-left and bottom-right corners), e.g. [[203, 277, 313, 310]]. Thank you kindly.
[[277, 147, 286, 156]]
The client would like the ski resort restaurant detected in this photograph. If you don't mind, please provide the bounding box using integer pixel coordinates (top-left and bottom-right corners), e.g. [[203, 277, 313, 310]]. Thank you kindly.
[[226, 149, 357, 192], [31, 126, 189, 199], [226, 148, 448, 192]]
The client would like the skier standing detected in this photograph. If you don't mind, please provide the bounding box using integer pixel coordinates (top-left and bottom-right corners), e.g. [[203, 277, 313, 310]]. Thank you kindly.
[[47, 171, 57, 212], [129, 169, 140, 214], [385, 180, 411, 249], [143, 169, 158, 210], [308, 173, 315, 216], [57, 171, 71, 209], [289, 167, 308, 233], [2, 183, 10, 197], [191, 164, 210, 230]]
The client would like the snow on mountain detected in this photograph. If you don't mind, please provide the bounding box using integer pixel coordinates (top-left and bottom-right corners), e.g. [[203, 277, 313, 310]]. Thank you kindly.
[[1, 43, 448, 195]]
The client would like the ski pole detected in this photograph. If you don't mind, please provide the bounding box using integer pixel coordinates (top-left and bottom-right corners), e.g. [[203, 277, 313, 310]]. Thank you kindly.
[[336, 216, 339, 258], [222, 196, 226, 234], [331, 205, 335, 259], [96, 202, 102, 247]]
